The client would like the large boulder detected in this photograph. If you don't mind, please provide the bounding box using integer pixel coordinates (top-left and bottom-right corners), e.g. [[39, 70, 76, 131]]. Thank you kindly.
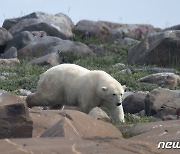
[[126, 30, 180, 67], [18, 36, 92, 59], [4, 12, 73, 39], [40, 110, 122, 138], [122, 92, 147, 114], [0, 90, 33, 139], [73, 20, 110, 42], [164, 24, 180, 31], [3, 12, 73, 30], [4, 31, 47, 52], [0, 27, 13, 53], [73, 20, 158, 42], [145, 88, 180, 119], [139, 73, 180, 88], [27, 52, 61, 66]]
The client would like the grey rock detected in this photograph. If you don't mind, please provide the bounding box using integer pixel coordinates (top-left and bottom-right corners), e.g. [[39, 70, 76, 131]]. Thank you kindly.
[[18, 36, 92, 59], [4, 31, 47, 52], [164, 24, 180, 31], [0, 27, 13, 45], [27, 52, 61, 66], [123, 92, 147, 114], [73, 20, 158, 42], [89, 107, 111, 122], [126, 30, 180, 67], [17, 89, 32, 96], [0, 27, 13, 53], [1, 47, 17, 58], [145, 88, 180, 119], [139, 73, 180, 88], [114, 63, 126, 67], [3, 12, 73, 39], [119, 68, 132, 74], [132, 67, 178, 73], [114, 37, 140, 46], [9, 18, 72, 39]]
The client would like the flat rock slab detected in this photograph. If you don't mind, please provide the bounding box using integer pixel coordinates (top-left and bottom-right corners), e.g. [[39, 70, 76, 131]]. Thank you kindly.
[[117, 120, 180, 142], [131, 120, 180, 143], [39, 110, 122, 139], [29, 109, 63, 137], [0, 137, 171, 154]]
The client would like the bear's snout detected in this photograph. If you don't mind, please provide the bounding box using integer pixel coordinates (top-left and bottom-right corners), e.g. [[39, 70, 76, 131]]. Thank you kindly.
[[117, 102, 121, 106]]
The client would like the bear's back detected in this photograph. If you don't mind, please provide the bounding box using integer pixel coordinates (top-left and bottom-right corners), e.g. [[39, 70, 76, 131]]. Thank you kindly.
[[42, 64, 90, 78]]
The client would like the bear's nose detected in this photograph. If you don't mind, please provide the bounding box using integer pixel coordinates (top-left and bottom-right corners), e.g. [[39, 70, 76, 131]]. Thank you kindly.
[[117, 102, 121, 106]]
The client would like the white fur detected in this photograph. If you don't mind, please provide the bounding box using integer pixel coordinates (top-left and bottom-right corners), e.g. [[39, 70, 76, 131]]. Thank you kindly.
[[26, 64, 125, 122]]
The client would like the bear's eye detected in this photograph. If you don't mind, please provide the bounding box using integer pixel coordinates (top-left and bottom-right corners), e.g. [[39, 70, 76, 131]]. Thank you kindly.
[[112, 93, 116, 96]]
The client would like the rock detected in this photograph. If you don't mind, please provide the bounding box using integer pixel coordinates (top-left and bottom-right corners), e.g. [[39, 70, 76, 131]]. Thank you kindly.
[[139, 73, 180, 88], [29, 109, 64, 137], [126, 31, 180, 67], [122, 92, 147, 114], [0, 58, 20, 66], [40, 110, 122, 138], [1, 47, 17, 58], [16, 89, 32, 96], [88, 44, 108, 55], [3, 12, 73, 30], [7, 12, 73, 39], [55, 13, 74, 28], [18, 36, 92, 59], [4, 31, 47, 53], [73, 20, 158, 42], [0, 90, 33, 139], [132, 67, 178, 73], [107, 22, 159, 40], [0, 137, 166, 154], [131, 120, 180, 144], [119, 68, 132, 74], [145, 88, 180, 119], [123, 91, 134, 99], [114, 63, 126, 67], [89, 107, 111, 122], [117, 120, 180, 140], [164, 24, 180, 31], [0, 27, 13, 53], [114, 37, 140, 46], [73, 20, 110, 42], [27, 52, 61, 66]]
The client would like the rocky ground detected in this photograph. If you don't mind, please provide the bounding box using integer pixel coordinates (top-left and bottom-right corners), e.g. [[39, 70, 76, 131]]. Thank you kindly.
[[0, 12, 180, 153]]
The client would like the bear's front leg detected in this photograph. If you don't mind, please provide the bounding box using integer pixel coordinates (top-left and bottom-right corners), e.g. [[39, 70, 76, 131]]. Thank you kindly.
[[109, 105, 125, 123]]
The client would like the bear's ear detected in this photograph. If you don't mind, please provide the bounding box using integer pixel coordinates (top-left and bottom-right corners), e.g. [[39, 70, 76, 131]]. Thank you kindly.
[[102, 87, 108, 91], [122, 85, 126, 90]]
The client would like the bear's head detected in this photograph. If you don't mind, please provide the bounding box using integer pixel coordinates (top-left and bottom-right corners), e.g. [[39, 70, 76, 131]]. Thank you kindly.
[[98, 83, 126, 108]]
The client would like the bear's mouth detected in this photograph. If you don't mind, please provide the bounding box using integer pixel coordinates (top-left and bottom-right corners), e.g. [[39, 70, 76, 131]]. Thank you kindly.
[[117, 102, 121, 106]]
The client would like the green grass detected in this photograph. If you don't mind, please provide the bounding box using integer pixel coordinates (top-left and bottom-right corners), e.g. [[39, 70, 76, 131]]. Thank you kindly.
[[0, 63, 49, 92]]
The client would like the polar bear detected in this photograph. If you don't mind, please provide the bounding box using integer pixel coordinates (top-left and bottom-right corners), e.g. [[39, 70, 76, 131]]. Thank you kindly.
[[26, 64, 125, 122]]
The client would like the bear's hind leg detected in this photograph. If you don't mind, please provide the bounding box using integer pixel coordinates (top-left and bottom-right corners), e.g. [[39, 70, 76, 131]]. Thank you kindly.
[[26, 92, 51, 108]]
